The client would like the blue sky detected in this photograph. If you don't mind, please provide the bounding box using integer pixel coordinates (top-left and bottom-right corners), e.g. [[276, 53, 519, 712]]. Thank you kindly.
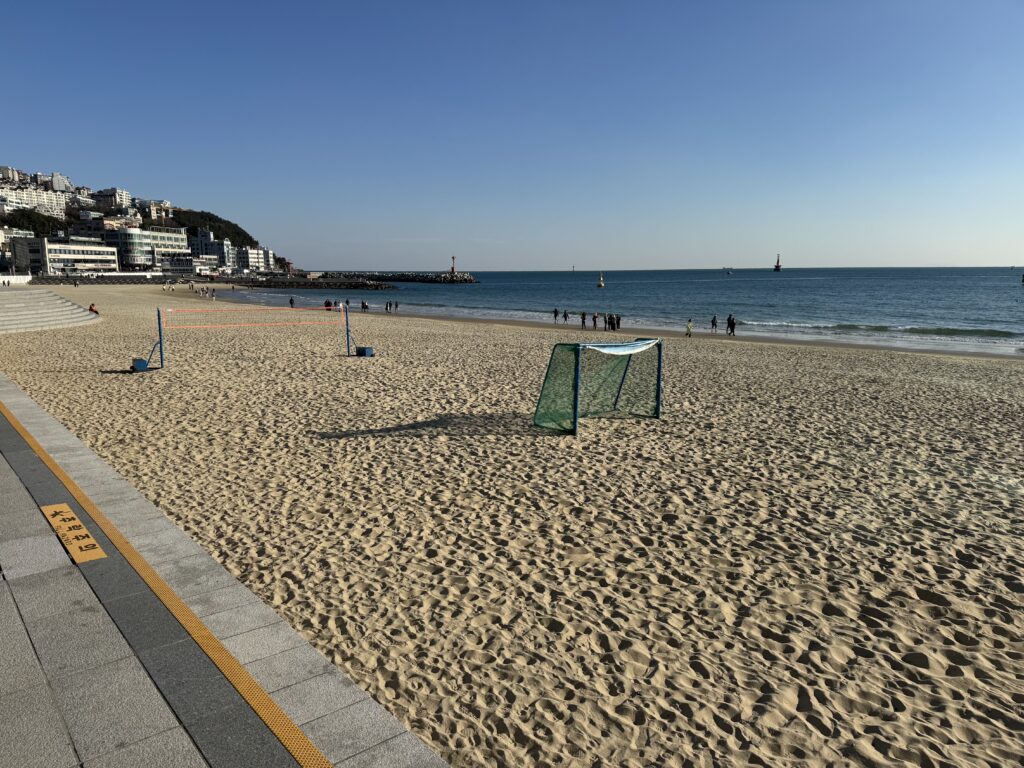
[[3, 1, 1022, 270]]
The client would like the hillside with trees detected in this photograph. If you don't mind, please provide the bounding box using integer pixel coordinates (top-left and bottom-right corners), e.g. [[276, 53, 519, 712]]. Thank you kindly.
[[0, 209, 66, 237], [164, 209, 259, 248]]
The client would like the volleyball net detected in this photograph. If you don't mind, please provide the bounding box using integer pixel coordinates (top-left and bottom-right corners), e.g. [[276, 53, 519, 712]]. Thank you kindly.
[[154, 303, 355, 366]]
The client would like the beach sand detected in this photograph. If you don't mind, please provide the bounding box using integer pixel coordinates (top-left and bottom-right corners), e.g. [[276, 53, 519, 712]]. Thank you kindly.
[[2, 284, 1022, 767]]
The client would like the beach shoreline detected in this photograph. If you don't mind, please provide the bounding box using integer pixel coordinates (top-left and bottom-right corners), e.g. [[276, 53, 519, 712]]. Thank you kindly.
[[215, 284, 1024, 363], [1, 284, 1022, 767]]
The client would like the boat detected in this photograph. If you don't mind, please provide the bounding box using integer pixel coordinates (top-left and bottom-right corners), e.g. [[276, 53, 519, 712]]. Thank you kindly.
[[773, 253, 782, 272], [597, 272, 605, 288]]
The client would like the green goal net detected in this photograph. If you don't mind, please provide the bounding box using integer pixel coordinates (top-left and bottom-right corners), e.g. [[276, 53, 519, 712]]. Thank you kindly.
[[533, 338, 663, 434]]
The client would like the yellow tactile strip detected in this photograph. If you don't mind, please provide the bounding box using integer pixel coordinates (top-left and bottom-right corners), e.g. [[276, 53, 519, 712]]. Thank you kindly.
[[0, 401, 332, 768], [41, 503, 108, 563]]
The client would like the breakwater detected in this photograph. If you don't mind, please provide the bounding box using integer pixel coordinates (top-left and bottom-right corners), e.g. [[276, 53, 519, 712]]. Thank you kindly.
[[236, 277, 394, 290], [31, 275, 396, 290], [320, 271, 477, 284]]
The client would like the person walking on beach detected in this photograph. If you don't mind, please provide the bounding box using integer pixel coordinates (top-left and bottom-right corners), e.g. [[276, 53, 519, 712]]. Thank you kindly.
[[289, 296, 294, 308], [727, 314, 736, 336], [553, 308, 559, 324], [592, 312, 598, 330], [686, 318, 693, 337], [711, 314, 718, 333], [580, 312, 587, 329], [562, 309, 569, 324]]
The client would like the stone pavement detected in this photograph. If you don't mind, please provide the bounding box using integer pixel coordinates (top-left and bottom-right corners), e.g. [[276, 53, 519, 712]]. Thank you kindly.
[[0, 372, 447, 768]]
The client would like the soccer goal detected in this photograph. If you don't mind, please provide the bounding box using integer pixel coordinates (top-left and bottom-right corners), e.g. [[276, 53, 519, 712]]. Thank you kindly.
[[533, 338, 663, 434]]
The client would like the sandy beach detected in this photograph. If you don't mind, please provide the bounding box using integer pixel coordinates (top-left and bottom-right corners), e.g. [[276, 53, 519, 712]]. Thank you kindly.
[[2, 284, 1022, 767]]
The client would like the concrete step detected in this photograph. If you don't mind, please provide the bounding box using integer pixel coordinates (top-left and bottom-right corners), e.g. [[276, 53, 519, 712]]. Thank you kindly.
[[0, 289, 101, 334], [0, 305, 95, 319], [0, 317, 99, 335], [0, 313, 97, 329], [0, 301, 93, 312]]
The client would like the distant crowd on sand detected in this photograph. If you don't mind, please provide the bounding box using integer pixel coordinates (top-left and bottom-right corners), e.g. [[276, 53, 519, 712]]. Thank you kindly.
[[552, 308, 740, 337], [554, 308, 623, 331]]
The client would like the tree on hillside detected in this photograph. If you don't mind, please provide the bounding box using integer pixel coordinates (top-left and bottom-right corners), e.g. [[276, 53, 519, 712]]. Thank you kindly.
[[0, 210, 66, 237], [164, 209, 259, 248]]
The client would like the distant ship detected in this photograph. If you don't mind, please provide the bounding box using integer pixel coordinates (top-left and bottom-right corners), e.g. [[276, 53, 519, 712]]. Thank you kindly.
[[773, 253, 782, 272], [597, 272, 605, 288]]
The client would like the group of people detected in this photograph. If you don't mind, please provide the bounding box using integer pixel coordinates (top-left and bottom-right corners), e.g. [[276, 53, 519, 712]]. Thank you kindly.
[[322, 299, 351, 311], [0, 280, 13, 287], [701, 314, 738, 336], [384, 301, 398, 313], [553, 308, 622, 331]]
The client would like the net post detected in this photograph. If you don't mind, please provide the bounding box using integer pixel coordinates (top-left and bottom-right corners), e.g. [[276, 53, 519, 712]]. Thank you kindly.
[[655, 340, 663, 417], [572, 345, 582, 435], [612, 354, 633, 411], [157, 308, 165, 368], [342, 304, 352, 356]]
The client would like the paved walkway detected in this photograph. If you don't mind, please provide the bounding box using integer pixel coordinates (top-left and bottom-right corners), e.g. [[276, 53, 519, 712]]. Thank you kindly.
[[0, 373, 447, 768]]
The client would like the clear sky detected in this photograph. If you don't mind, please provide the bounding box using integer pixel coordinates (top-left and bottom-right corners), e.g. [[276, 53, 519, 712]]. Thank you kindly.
[[3, 1, 1022, 270]]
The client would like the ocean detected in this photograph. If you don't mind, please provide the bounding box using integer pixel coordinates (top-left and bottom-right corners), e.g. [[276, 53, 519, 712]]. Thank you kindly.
[[230, 267, 1024, 356]]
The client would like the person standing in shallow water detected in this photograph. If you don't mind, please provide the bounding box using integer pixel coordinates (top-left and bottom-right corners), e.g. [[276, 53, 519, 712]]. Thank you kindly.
[[711, 314, 717, 333], [580, 312, 586, 329], [562, 309, 569, 324], [686, 318, 693, 337], [553, 308, 559, 324]]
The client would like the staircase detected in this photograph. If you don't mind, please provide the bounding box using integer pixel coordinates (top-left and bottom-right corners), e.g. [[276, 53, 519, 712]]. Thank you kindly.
[[0, 288, 101, 334]]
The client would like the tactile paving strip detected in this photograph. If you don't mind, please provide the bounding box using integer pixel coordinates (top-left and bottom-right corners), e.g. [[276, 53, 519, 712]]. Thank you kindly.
[[0, 400, 332, 768]]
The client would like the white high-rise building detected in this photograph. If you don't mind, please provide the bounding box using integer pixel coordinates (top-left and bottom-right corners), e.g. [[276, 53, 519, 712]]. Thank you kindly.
[[0, 188, 69, 218], [50, 172, 72, 192], [188, 228, 236, 272]]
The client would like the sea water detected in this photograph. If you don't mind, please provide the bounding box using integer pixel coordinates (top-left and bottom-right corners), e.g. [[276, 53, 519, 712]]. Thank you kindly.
[[232, 267, 1024, 356]]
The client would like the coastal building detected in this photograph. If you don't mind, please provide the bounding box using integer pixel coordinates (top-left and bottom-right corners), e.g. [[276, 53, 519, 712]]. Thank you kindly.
[[0, 187, 69, 218], [0, 226, 35, 272], [49, 172, 72, 192], [103, 226, 190, 270], [136, 199, 174, 220], [93, 187, 132, 212], [0, 200, 28, 215], [159, 254, 206, 276], [235, 245, 276, 273], [11, 235, 119, 275], [188, 228, 235, 272], [262, 246, 277, 272], [0, 166, 19, 182]]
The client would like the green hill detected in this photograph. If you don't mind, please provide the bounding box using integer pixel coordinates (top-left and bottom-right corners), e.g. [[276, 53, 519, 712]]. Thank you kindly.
[[0, 209, 66, 237], [163, 209, 259, 248]]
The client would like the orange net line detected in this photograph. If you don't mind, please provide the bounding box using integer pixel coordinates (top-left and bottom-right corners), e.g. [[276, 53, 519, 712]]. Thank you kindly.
[[166, 307, 340, 314], [165, 320, 341, 329]]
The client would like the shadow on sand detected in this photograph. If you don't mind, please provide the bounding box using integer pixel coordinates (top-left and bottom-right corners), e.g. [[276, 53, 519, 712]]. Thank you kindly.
[[315, 412, 553, 439]]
